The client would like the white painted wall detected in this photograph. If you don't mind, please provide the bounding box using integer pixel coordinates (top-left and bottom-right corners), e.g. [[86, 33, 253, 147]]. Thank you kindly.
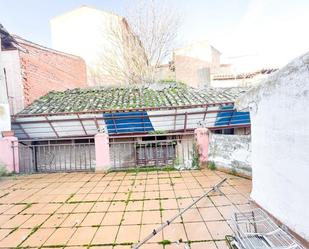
[[1, 50, 24, 114], [50, 6, 126, 86], [236, 52, 309, 241], [0, 46, 12, 135]]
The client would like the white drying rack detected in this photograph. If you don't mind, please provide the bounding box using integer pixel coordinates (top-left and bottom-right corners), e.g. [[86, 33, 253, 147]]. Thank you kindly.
[[229, 208, 304, 249]]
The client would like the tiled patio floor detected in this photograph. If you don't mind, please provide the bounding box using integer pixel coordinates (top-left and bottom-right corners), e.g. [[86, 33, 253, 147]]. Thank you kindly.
[[0, 169, 254, 248]]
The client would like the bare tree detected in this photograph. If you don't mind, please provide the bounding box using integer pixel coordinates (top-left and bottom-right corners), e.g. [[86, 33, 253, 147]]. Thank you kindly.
[[89, 0, 181, 86]]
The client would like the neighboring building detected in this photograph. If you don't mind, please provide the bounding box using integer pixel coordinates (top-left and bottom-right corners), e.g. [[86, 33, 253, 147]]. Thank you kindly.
[[237, 52, 309, 245], [0, 24, 87, 114], [50, 6, 147, 86], [211, 68, 278, 88], [173, 41, 221, 88]]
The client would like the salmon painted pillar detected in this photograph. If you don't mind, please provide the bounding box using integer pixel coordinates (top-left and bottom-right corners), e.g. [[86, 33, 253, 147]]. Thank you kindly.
[[194, 127, 209, 166], [0, 135, 19, 173], [95, 132, 110, 172]]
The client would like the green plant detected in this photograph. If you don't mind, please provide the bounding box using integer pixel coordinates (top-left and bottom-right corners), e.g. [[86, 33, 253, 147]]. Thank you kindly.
[[191, 143, 200, 169], [159, 239, 172, 245], [0, 164, 13, 177], [208, 161, 216, 170]]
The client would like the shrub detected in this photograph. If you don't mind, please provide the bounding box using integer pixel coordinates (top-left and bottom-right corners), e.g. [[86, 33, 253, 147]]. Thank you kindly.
[[208, 161, 216, 170]]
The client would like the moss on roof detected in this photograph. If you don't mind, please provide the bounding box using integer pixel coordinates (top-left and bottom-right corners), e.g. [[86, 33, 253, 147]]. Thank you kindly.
[[19, 85, 250, 115]]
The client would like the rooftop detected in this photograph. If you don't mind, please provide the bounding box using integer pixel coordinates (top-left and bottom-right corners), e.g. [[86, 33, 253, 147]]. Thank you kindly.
[[18, 84, 250, 115]]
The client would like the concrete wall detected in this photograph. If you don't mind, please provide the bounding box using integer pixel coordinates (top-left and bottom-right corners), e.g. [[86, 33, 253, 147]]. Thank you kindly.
[[236, 52, 309, 241], [208, 134, 251, 176]]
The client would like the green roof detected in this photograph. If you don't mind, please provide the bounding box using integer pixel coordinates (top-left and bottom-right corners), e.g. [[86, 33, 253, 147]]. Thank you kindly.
[[18, 85, 250, 115]]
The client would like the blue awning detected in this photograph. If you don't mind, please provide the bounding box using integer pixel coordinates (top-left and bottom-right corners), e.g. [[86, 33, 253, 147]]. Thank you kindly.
[[103, 111, 154, 134], [215, 105, 250, 126]]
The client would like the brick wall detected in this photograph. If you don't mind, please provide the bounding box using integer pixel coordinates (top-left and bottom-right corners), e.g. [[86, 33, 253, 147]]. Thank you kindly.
[[15, 37, 87, 106]]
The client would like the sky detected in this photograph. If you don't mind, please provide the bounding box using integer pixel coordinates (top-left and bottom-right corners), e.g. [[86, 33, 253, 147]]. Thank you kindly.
[[1, 0, 309, 72]]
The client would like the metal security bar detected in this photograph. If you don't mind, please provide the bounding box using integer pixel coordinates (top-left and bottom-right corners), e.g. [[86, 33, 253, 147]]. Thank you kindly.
[[16, 140, 95, 173], [109, 135, 196, 170]]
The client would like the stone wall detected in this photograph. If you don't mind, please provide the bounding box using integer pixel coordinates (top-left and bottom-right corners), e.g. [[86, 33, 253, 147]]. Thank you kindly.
[[208, 134, 251, 177]]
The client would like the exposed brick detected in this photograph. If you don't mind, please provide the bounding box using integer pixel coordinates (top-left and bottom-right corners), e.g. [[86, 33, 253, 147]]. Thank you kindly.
[[15, 37, 87, 106]]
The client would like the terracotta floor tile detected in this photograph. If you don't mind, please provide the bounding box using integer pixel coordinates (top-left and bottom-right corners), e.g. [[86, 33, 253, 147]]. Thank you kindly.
[[101, 212, 123, 225], [145, 184, 159, 192], [181, 208, 203, 223], [83, 193, 101, 202], [42, 213, 68, 228], [226, 194, 249, 205], [160, 190, 175, 199], [141, 243, 164, 249], [161, 210, 182, 223], [0, 215, 13, 226], [0, 205, 11, 214], [122, 211, 142, 225], [143, 200, 160, 210], [144, 191, 160, 199], [139, 224, 163, 243], [20, 214, 50, 228], [142, 210, 161, 224], [189, 188, 205, 197], [44, 227, 77, 246], [81, 212, 105, 226], [195, 197, 214, 208], [210, 196, 232, 206], [114, 192, 129, 201], [1, 214, 32, 228], [51, 194, 71, 202], [21, 203, 46, 214], [91, 202, 110, 212], [206, 221, 232, 240], [0, 228, 32, 247], [217, 205, 238, 220], [0, 229, 12, 240], [216, 240, 230, 249], [177, 198, 193, 209], [62, 213, 87, 227], [161, 199, 178, 210], [108, 202, 126, 212], [198, 207, 223, 221], [116, 225, 140, 243], [73, 202, 94, 213], [174, 189, 191, 198], [91, 226, 118, 244], [56, 203, 78, 214], [163, 223, 187, 242], [40, 203, 63, 214], [21, 228, 55, 247], [126, 201, 143, 211], [185, 222, 212, 241], [130, 191, 145, 200], [190, 241, 217, 249], [3, 204, 28, 215], [98, 193, 115, 201], [67, 226, 97, 245]]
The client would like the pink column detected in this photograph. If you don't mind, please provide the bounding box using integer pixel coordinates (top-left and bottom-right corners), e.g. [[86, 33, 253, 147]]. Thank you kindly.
[[0, 135, 19, 173], [94, 132, 111, 172], [194, 127, 209, 165]]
